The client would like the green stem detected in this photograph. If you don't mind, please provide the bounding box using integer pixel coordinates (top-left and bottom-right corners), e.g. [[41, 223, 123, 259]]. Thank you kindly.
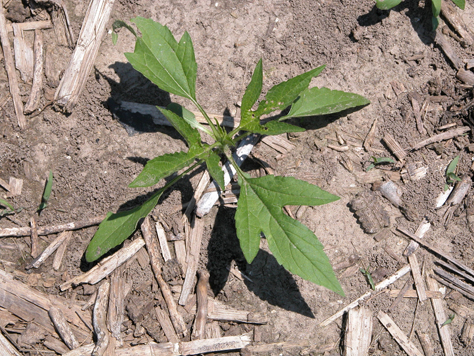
[[225, 149, 247, 179], [161, 159, 205, 193], [191, 99, 221, 139]]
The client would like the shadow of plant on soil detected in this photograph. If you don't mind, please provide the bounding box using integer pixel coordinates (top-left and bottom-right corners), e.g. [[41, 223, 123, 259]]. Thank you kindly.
[[357, 0, 435, 45], [207, 207, 314, 318]]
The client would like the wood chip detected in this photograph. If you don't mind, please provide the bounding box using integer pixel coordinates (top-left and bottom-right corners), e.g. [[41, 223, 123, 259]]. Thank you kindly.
[[92, 281, 112, 356], [416, 331, 434, 356], [409, 253, 427, 302], [62, 334, 252, 356], [382, 133, 406, 160], [398, 226, 474, 278], [441, 0, 474, 46], [12, 23, 34, 83], [49, 306, 79, 350], [155, 221, 172, 262], [107, 265, 128, 347], [388, 289, 443, 298], [55, 0, 115, 111], [411, 126, 471, 151], [0, 215, 105, 238], [319, 264, 411, 327], [192, 270, 209, 340], [155, 306, 179, 343], [403, 219, 431, 257], [53, 230, 72, 270], [0, 331, 21, 356], [435, 30, 464, 70], [343, 307, 372, 356], [0, 269, 91, 342], [0, 2, 25, 128], [179, 216, 205, 306], [24, 29, 44, 114], [29, 217, 40, 259], [377, 311, 423, 356], [261, 134, 295, 154], [27, 230, 72, 269], [60, 237, 145, 290], [426, 273, 455, 356], [6, 177, 22, 197], [141, 216, 187, 337]]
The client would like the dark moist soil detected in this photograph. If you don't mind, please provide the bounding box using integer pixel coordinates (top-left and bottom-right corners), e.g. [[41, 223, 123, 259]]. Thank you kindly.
[[1, 0, 474, 355]]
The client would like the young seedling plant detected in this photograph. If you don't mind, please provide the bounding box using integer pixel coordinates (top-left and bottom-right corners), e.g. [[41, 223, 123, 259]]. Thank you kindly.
[[375, 0, 465, 29], [445, 155, 461, 190], [85, 18, 370, 296]]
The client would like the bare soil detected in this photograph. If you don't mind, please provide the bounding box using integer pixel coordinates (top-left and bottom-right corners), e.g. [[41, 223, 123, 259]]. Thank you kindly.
[[1, 0, 474, 355]]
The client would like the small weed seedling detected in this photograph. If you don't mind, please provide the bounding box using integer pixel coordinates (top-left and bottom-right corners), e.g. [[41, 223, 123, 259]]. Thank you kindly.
[[85, 18, 370, 295], [359, 261, 376, 290], [445, 155, 461, 190], [375, 0, 465, 29], [38, 170, 53, 213], [0, 199, 15, 217], [366, 156, 395, 171]]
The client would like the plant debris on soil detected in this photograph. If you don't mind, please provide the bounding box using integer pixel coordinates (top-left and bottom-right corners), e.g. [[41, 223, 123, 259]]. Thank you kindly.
[[1, 0, 474, 355]]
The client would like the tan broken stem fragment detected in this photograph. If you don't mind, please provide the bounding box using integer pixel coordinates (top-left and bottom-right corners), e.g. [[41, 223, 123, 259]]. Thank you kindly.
[[411, 126, 471, 151], [49, 307, 79, 350], [55, 0, 115, 111], [27, 230, 72, 269], [0, 0, 25, 128], [141, 216, 188, 337], [319, 264, 411, 327], [24, 30, 44, 114], [0, 215, 105, 237], [0, 332, 21, 356], [192, 270, 210, 340], [92, 281, 112, 356], [62, 335, 252, 356], [60, 237, 145, 290]]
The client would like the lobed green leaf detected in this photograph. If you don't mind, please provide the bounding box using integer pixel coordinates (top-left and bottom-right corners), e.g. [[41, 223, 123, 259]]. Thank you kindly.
[[130, 150, 203, 188], [125, 17, 197, 100], [85, 189, 163, 262], [235, 174, 344, 295], [256, 65, 326, 116], [281, 87, 370, 120]]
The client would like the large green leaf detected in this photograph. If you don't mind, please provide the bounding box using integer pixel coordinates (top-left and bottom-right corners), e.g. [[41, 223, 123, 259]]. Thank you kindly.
[[256, 65, 326, 116], [125, 17, 197, 100], [240, 120, 305, 136], [240, 59, 263, 129], [205, 151, 225, 190], [235, 174, 344, 295], [375, 0, 402, 10], [85, 189, 163, 262], [130, 150, 204, 188], [167, 102, 211, 135], [281, 87, 370, 120], [432, 0, 441, 17], [451, 0, 465, 9], [158, 107, 201, 149]]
